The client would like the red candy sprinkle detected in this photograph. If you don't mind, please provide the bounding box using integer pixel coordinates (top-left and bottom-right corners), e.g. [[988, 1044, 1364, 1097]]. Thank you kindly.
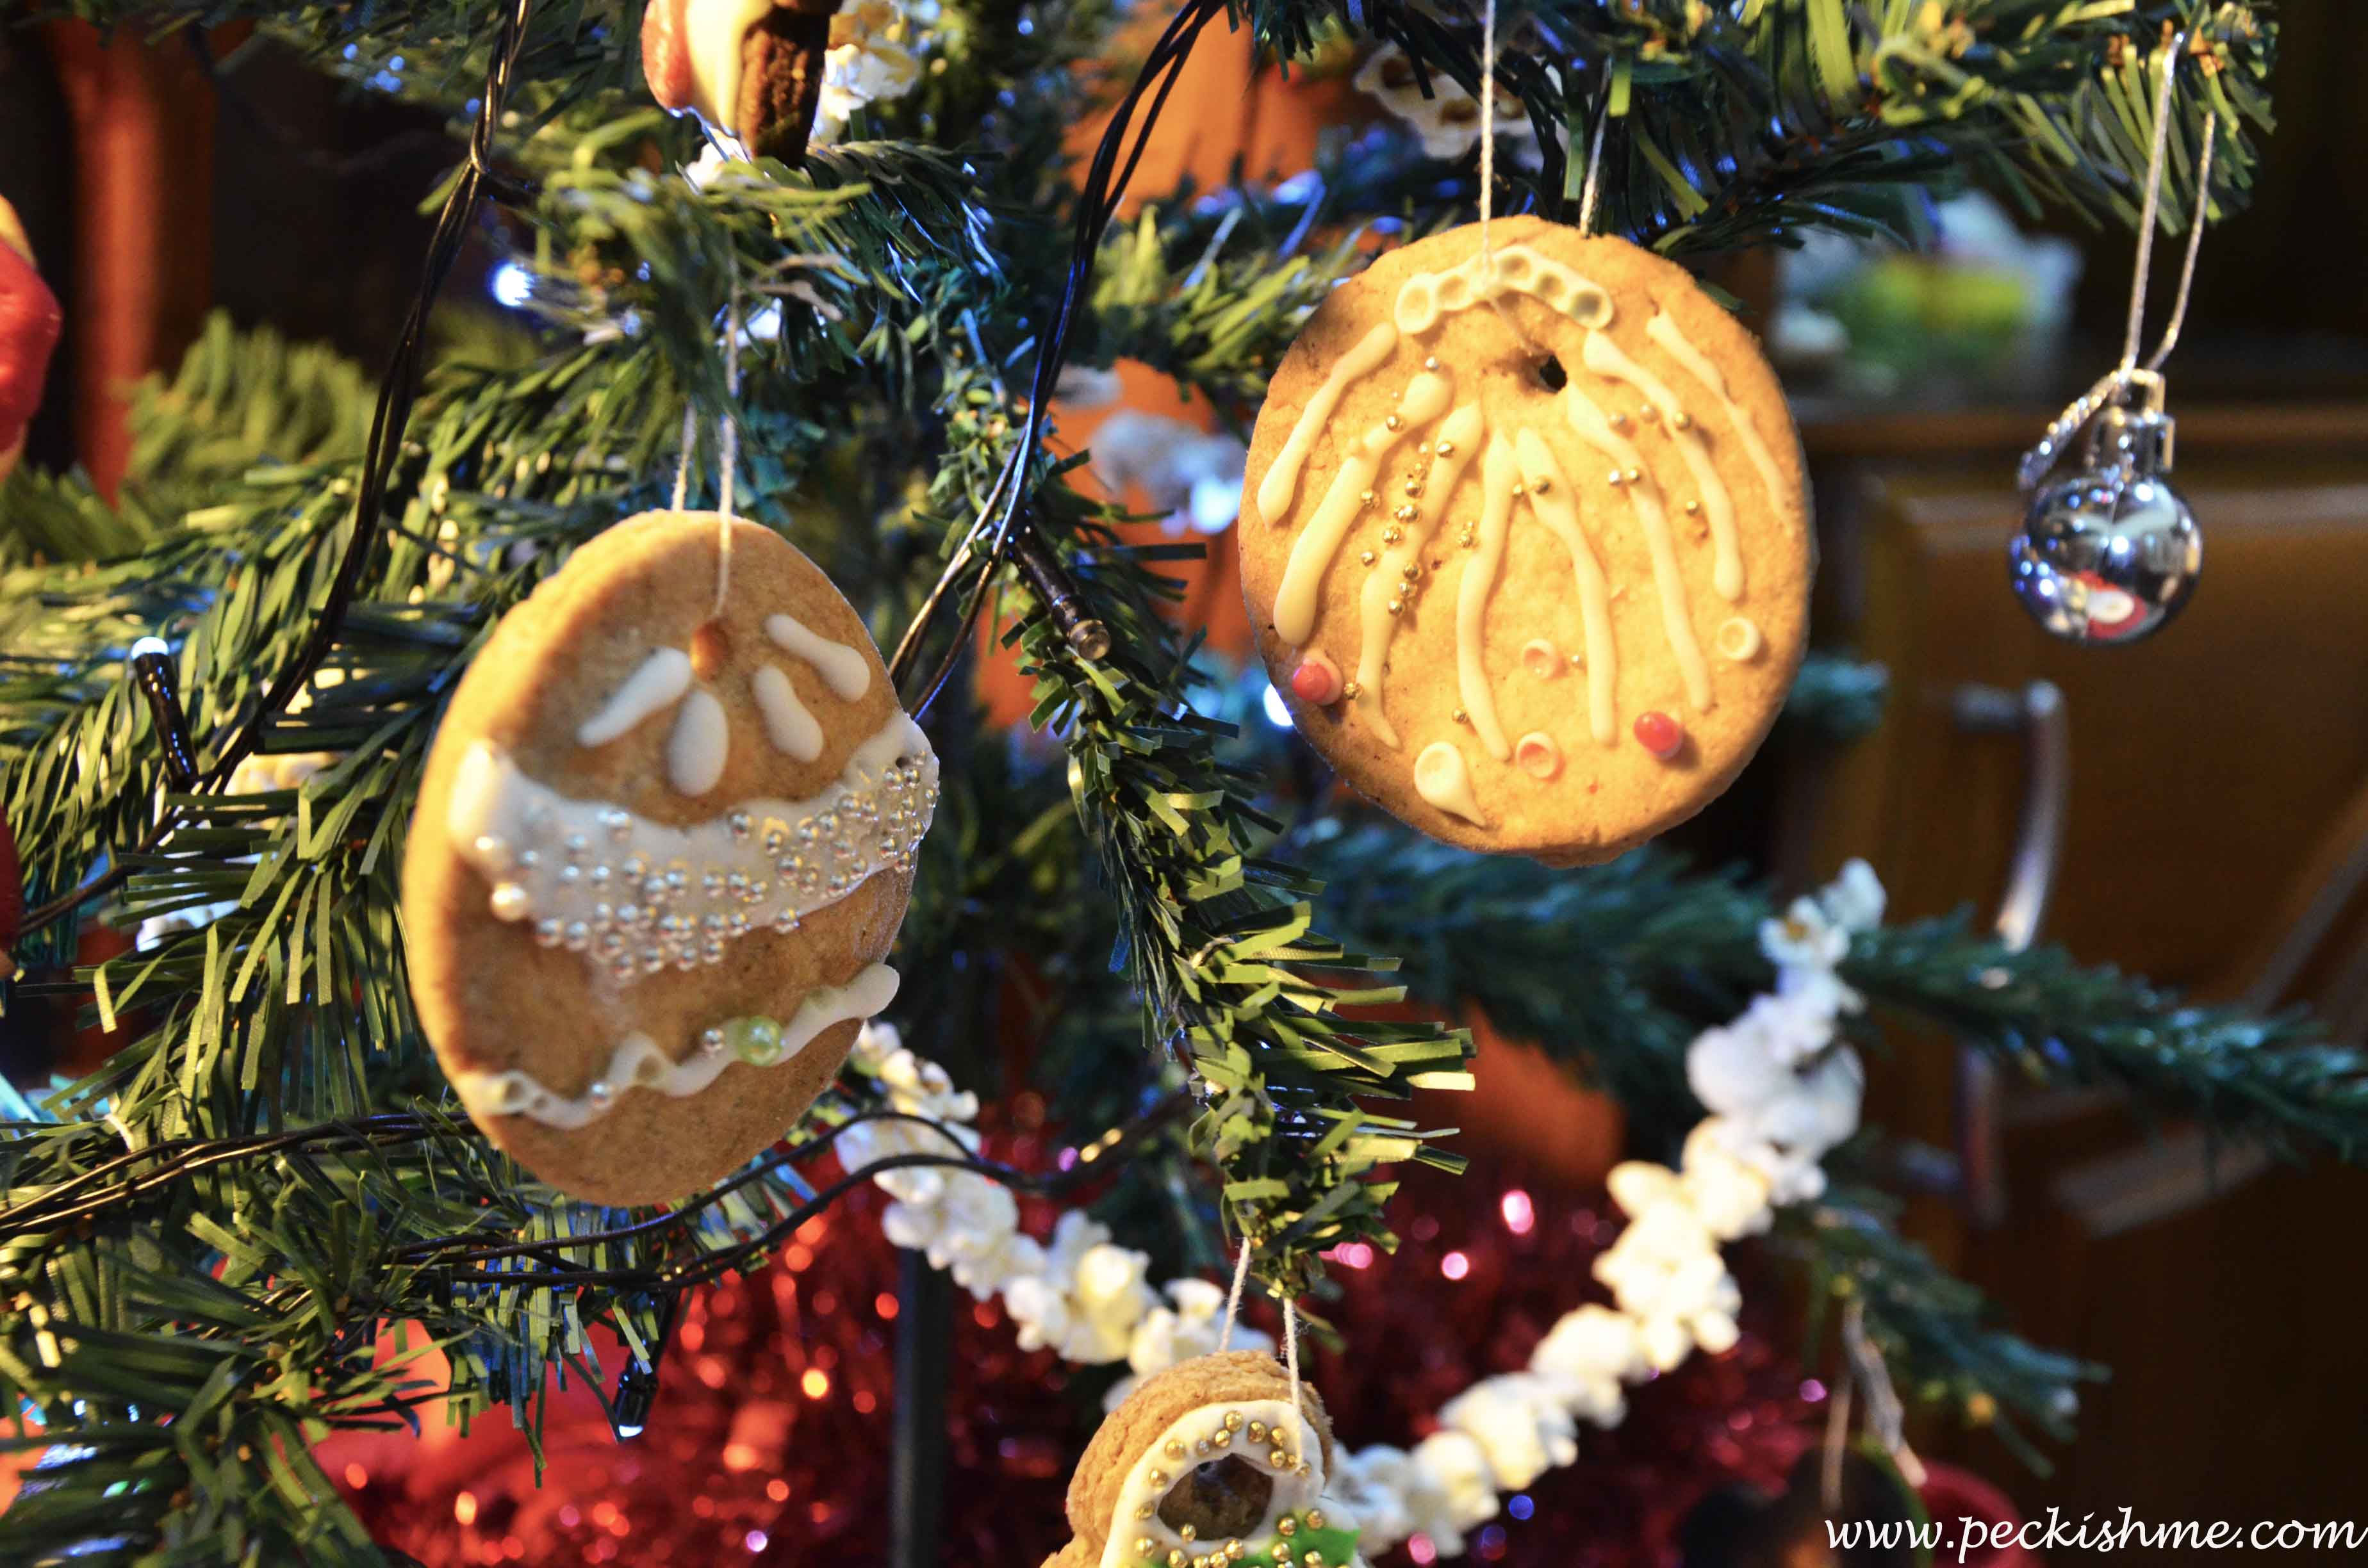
[[1289, 654, 1342, 706], [1634, 710, 1684, 758]]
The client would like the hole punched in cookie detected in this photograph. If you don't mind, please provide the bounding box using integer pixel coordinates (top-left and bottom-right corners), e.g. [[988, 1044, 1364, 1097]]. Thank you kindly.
[[1156, 1455, 1275, 1540], [1533, 354, 1568, 391], [689, 619, 732, 680]]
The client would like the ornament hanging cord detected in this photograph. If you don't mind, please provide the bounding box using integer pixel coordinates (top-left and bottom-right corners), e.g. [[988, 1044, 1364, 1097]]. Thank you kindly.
[[2019, 33, 2217, 493], [886, 0, 1230, 716], [15, 0, 540, 943]]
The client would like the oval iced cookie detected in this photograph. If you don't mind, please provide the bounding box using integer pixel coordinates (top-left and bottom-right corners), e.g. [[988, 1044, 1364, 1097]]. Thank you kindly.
[[403, 510, 938, 1204], [1040, 1351, 1360, 1568], [1239, 216, 1811, 863]]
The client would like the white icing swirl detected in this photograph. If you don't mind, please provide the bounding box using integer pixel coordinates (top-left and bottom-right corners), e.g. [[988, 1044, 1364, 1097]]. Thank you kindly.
[[1259, 322, 1399, 525], [1395, 243, 1613, 335], [667, 687, 731, 795], [1274, 370, 1454, 646], [764, 611, 873, 701], [577, 648, 695, 747], [450, 963, 900, 1131], [447, 710, 939, 986]]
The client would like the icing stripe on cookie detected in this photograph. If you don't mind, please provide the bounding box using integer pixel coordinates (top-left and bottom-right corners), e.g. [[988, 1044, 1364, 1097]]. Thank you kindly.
[[1258, 320, 1398, 525], [764, 611, 872, 701], [1563, 386, 1714, 714], [447, 710, 938, 986], [1646, 309, 1788, 519], [1579, 331, 1743, 602], [668, 687, 731, 795], [577, 648, 695, 747], [751, 664, 824, 762], [1511, 429, 1618, 747], [1354, 401, 1484, 750], [450, 963, 900, 1129], [1456, 435, 1522, 763], [1274, 369, 1454, 645]]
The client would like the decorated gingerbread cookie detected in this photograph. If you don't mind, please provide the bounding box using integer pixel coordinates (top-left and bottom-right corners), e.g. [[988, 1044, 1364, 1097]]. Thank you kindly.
[[1239, 216, 1812, 862], [402, 510, 937, 1204], [1044, 1351, 1363, 1568], [642, 0, 844, 165]]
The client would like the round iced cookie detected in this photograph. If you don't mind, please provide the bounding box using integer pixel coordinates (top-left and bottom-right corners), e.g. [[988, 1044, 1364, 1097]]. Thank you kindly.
[[1040, 1350, 1361, 1568], [1239, 215, 1812, 863], [402, 510, 938, 1204]]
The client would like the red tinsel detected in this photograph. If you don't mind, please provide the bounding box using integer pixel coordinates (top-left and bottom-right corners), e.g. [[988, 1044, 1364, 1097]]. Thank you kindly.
[[324, 1156, 1844, 1567]]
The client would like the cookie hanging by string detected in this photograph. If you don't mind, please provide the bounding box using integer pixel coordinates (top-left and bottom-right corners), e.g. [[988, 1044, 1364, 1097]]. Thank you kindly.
[[402, 510, 938, 1204], [1238, 216, 1812, 863], [1042, 1350, 1365, 1568], [643, 0, 846, 165]]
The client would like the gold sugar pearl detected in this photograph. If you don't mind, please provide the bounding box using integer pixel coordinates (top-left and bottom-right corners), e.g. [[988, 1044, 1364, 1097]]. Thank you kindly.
[[1358, 489, 1376, 507], [1393, 503, 1417, 521], [1452, 707, 1468, 724], [1165, 1440, 1187, 1460], [1137, 1539, 1157, 1558], [1247, 1421, 1266, 1441], [1385, 414, 1402, 430], [1224, 1412, 1243, 1430], [1570, 651, 1586, 667], [1673, 410, 1694, 430], [1359, 550, 1377, 566], [1381, 525, 1404, 544], [1607, 469, 1627, 487], [1416, 443, 1431, 456], [1296, 1462, 1311, 1476], [1167, 1552, 1187, 1568], [1386, 600, 1404, 616], [1401, 563, 1421, 581], [1140, 1503, 1157, 1520], [1607, 412, 1628, 430], [1435, 439, 1456, 457], [1638, 404, 1659, 422], [1342, 681, 1361, 699], [1148, 1469, 1169, 1488], [1533, 477, 1552, 494], [1226, 1544, 1245, 1563], [1213, 1428, 1233, 1448], [1624, 468, 1641, 484], [1277, 1519, 1297, 1539], [1270, 1448, 1289, 1467], [1402, 479, 1422, 497], [1684, 500, 1702, 516], [1511, 482, 1526, 498], [1181, 1525, 1198, 1543], [1195, 1437, 1213, 1456], [1307, 1510, 1327, 1531], [1424, 355, 1440, 371], [1304, 1554, 1326, 1568]]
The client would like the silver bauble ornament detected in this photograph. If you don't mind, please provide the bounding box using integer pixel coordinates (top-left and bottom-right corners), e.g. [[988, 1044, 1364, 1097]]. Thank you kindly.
[[2009, 393, 2199, 645]]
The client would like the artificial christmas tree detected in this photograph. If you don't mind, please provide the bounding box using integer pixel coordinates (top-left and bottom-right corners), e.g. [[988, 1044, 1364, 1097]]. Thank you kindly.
[[6, 3, 2362, 1564]]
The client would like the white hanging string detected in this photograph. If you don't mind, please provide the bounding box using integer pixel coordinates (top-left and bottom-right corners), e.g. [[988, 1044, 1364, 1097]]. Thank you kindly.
[[712, 282, 743, 618], [2145, 109, 2218, 373], [670, 406, 697, 513], [1282, 1296, 1306, 1463], [1575, 85, 1611, 236], [1215, 1241, 1254, 1353], [2118, 33, 2196, 380], [1476, 0, 1499, 274]]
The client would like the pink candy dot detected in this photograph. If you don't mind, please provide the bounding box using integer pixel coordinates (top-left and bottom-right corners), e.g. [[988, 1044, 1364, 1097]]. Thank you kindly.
[[1634, 710, 1684, 758], [1288, 653, 1342, 706]]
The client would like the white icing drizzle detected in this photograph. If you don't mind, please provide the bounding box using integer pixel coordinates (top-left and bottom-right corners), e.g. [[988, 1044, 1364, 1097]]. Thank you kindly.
[[577, 648, 695, 748], [684, 0, 777, 134], [1395, 243, 1614, 336], [1511, 429, 1618, 747], [450, 963, 900, 1131], [1716, 616, 1764, 662], [1646, 309, 1789, 521], [1274, 370, 1454, 646], [764, 612, 872, 701], [1579, 332, 1744, 603], [447, 710, 939, 986], [1415, 741, 1489, 827], [1258, 322, 1399, 525], [751, 664, 823, 762], [1355, 402, 1485, 749], [667, 687, 730, 795], [1455, 434, 1522, 762], [1096, 1398, 1341, 1568], [1563, 387, 1715, 714]]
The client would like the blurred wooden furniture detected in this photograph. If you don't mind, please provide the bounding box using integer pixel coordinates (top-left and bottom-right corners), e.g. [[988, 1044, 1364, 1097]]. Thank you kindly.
[[1793, 396, 2368, 1551]]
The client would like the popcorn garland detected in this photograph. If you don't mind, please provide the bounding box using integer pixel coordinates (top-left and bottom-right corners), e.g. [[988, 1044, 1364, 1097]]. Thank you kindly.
[[836, 863, 1880, 1558]]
